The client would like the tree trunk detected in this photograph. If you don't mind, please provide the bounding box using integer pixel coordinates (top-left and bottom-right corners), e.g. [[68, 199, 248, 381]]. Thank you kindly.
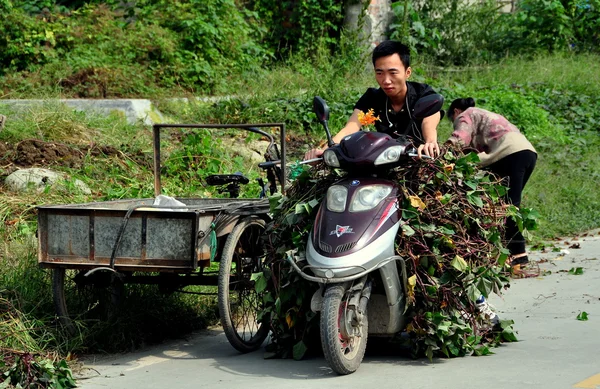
[[400, 0, 410, 43]]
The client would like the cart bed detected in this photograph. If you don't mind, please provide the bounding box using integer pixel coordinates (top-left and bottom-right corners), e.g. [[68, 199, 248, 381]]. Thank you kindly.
[[37, 198, 269, 272]]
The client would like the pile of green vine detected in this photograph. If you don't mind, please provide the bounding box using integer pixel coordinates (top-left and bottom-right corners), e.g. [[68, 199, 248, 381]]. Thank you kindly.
[[1, 296, 76, 389], [258, 148, 529, 361]]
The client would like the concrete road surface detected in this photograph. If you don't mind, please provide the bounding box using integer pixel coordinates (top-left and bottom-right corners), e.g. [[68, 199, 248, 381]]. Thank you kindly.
[[78, 232, 600, 389]]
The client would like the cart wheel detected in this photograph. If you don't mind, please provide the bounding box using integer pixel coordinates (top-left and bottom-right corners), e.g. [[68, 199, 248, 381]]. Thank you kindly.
[[53, 268, 124, 334], [218, 216, 270, 353]]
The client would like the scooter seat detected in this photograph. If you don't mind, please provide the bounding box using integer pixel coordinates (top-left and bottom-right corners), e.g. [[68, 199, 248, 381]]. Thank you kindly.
[[205, 173, 249, 186]]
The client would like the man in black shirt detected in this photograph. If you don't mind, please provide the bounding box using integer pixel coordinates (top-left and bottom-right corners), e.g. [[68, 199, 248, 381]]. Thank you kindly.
[[305, 41, 441, 160]]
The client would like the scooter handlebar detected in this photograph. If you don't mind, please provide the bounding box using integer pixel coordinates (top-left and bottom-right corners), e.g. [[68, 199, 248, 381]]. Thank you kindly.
[[407, 152, 433, 159], [406, 147, 434, 160]]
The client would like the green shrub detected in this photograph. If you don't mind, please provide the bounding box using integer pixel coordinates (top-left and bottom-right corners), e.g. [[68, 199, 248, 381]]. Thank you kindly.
[[0, 0, 271, 95], [390, 0, 516, 65], [135, 0, 270, 88], [513, 0, 600, 53], [390, 0, 600, 66], [247, 0, 344, 58]]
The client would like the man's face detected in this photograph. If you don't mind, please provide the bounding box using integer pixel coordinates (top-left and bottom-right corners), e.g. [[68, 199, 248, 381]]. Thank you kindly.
[[374, 54, 411, 99]]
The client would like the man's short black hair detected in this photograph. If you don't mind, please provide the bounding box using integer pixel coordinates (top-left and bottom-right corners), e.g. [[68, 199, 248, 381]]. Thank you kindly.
[[372, 40, 411, 69]]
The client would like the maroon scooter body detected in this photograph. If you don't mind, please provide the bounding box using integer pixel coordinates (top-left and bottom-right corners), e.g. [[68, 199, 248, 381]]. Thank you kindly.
[[312, 177, 400, 258]]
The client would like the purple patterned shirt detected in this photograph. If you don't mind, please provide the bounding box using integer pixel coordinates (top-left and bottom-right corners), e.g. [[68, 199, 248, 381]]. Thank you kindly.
[[449, 107, 535, 166]]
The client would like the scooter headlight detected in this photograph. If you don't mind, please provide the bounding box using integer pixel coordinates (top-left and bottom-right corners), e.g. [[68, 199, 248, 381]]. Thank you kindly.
[[327, 185, 348, 212], [323, 149, 340, 167], [350, 185, 392, 212], [374, 146, 404, 165]]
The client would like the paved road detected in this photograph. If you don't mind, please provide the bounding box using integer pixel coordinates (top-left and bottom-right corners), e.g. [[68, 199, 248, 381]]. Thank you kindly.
[[78, 232, 600, 389]]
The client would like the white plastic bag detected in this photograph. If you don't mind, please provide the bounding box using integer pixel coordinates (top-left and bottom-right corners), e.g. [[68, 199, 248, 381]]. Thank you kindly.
[[152, 195, 186, 211]]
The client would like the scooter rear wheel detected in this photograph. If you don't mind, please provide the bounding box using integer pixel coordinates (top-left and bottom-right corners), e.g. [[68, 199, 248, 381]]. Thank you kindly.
[[320, 284, 368, 375]]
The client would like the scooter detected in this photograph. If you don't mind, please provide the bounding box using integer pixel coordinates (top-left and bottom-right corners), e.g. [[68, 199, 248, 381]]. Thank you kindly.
[[285, 94, 444, 375]]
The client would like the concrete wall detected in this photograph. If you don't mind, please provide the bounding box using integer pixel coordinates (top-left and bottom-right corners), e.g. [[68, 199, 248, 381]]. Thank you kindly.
[[344, 0, 393, 50], [344, 0, 515, 52], [0, 99, 164, 126]]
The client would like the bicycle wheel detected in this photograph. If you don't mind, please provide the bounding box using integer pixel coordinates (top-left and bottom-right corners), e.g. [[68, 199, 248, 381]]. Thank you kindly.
[[218, 216, 270, 353], [53, 268, 124, 334]]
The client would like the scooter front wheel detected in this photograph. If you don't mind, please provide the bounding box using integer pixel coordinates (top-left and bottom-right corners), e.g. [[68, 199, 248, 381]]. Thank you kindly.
[[320, 284, 368, 375]]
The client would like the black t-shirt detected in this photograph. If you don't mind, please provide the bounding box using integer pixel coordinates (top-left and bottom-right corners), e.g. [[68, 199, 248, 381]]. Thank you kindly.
[[354, 81, 437, 143]]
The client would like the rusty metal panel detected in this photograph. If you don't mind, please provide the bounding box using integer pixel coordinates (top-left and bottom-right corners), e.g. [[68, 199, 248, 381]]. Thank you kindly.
[[146, 217, 194, 260], [46, 214, 90, 257], [94, 215, 142, 258]]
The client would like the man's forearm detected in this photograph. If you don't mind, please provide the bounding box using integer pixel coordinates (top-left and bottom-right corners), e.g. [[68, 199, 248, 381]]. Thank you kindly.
[[332, 124, 360, 144], [331, 110, 362, 144], [421, 112, 441, 143]]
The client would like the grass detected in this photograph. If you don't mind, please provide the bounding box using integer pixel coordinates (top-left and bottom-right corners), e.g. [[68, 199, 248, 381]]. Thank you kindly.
[[0, 101, 150, 147], [524, 132, 600, 236], [0, 231, 220, 355], [426, 52, 600, 97]]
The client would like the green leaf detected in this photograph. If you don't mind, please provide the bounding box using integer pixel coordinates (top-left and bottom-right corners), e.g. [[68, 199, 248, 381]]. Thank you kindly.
[[474, 345, 492, 356], [293, 340, 308, 360], [456, 153, 477, 166], [476, 277, 493, 298], [284, 212, 300, 226], [291, 231, 304, 247], [497, 248, 511, 267], [1, 375, 10, 389], [502, 329, 518, 342], [402, 208, 418, 219], [437, 321, 451, 334], [439, 272, 454, 284], [464, 180, 478, 190], [467, 192, 484, 207], [421, 224, 436, 232], [448, 343, 460, 356], [427, 265, 436, 276], [426, 285, 438, 296], [440, 194, 453, 204], [252, 272, 268, 293], [577, 311, 589, 321], [425, 345, 434, 361], [568, 267, 584, 275], [450, 255, 469, 272], [295, 202, 309, 214], [437, 226, 455, 235], [466, 284, 481, 303], [275, 297, 281, 314], [402, 224, 416, 236]]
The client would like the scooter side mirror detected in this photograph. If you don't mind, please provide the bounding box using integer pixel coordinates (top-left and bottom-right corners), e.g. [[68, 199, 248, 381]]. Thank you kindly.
[[313, 96, 330, 124], [313, 96, 335, 147], [413, 94, 444, 120]]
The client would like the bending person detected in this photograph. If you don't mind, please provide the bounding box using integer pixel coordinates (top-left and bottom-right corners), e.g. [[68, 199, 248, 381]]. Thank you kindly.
[[446, 97, 537, 272]]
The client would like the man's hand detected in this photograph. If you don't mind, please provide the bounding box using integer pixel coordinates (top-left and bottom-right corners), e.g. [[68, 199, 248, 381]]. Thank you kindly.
[[304, 148, 324, 161], [417, 142, 440, 158]]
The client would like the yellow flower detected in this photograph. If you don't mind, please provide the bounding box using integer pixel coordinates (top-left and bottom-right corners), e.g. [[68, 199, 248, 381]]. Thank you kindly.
[[358, 109, 381, 127]]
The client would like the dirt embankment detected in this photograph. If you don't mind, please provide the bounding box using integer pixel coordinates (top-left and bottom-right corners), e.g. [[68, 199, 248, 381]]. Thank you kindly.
[[0, 139, 152, 178]]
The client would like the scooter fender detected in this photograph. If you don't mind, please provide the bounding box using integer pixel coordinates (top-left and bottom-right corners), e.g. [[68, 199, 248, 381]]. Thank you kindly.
[[309, 264, 406, 335]]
